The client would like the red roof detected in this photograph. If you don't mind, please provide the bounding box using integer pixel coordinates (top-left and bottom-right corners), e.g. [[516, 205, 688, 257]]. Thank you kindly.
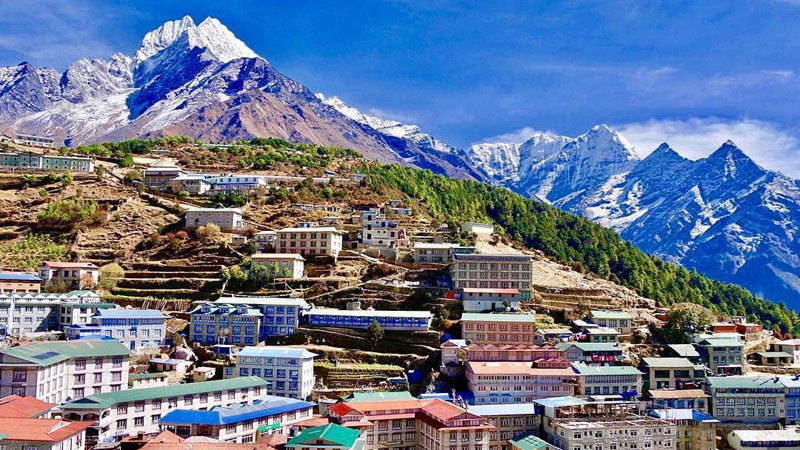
[[0, 418, 91, 442], [466, 343, 559, 351], [291, 417, 330, 428], [142, 430, 279, 450], [466, 361, 577, 376], [328, 402, 356, 416], [0, 395, 54, 418]]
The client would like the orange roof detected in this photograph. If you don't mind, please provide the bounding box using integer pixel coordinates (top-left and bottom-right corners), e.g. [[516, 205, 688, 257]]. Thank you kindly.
[[328, 403, 356, 416], [142, 430, 279, 450], [420, 399, 474, 421], [291, 417, 330, 428], [466, 361, 576, 376], [0, 395, 54, 418], [648, 389, 709, 399], [0, 418, 91, 442]]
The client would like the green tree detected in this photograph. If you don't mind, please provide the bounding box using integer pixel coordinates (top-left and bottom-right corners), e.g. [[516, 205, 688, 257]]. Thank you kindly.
[[124, 169, 142, 183], [61, 171, 73, 187], [368, 320, 384, 349], [665, 302, 714, 343]]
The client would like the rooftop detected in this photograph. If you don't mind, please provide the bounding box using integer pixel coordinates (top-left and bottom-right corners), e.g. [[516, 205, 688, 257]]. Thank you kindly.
[[38, 261, 97, 269], [508, 433, 550, 450], [532, 396, 589, 408], [757, 351, 793, 358], [159, 396, 313, 426], [647, 389, 708, 399], [251, 253, 305, 261], [641, 357, 696, 369], [214, 296, 309, 307], [588, 310, 632, 320], [95, 308, 165, 319], [667, 344, 701, 358], [186, 208, 242, 214], [0, 418, 91, 442], [468, 403, 537, 417], [730, 429, 800, 443], [287, 424, 360, 449], [557, 342, 623, 352], [0, 395, 54, 418], [706, 376, 786, 389], [344, 391, 415, 403], [698, 338, 742, 347], [648, 409, 719, 423], [237, 346, 317, 359], [461, 313, 536, 323], [307, 308, 431, 318], [466, 361, 576, 376], [0, 340, 130, 366], [462, 288, 520, 294], [0, 272, 42, 282], [277, 226, 343, 234], [59, 377, 268, 410], [413, 243, 460, 249], [571, 363, 642, 376]]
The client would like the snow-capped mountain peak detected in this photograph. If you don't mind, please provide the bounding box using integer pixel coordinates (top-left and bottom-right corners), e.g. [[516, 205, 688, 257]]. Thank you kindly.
[[135, 15, 197, 62]]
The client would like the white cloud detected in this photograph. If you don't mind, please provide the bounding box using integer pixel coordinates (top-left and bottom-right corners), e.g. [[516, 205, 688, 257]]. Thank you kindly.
[[478, 126, 549, 144], [616, 117, 800, 178]]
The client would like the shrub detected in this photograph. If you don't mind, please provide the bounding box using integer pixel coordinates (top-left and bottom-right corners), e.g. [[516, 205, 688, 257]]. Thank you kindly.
[[61, 172, 73, 187], [124, 169, 142, 183], [38, 199, 99, 228], [177, 190, 190, 198]]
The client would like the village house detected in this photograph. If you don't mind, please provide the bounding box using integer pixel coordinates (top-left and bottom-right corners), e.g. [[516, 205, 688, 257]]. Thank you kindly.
[[533, 328, 574, 345], [275, 226, 344, 259], [229, 346, 317, 400], [461, 288, 521, 313], [0, 290, 111, 336], [460, 313, 537, 345], [0, 394, 55, 418], [143, 166, 186, 191], [191, 366, 215, 382], [696, 338, 744, 375], [359, 210, 407, 248], [648, 409, 719, 450], [509, 434, 558, 450], [641, 357, 706, 391], [250, 253, 305, 279], [64, 308, 166, 351], [586, 310, 633, 335], [664, 343, 704, 364], [555, 342, 624, 364], [307, 308, 432, 331], [571, 362, 643, 398], [771, 339, 800, 364], [159, 395, 314, 442], [56, 377, 268, 443], [184, 208, 245, 231], [461, 222, 495, 235], [464, 343, 566, 365], [0, 272, 42, 293], [208, 174, 268, 196], [128, 372, 169, 389], [727, 429, 800, 450], [645, 389, 710, 413], [38, 261, 99, 289], [450, 254, 533, 300], [189, 297, 309, 345], [169, 174, 213, 195], [705, 376, 786, 424], [14, 133, 55, 148], [466, 361, 577, 404], [440, 339, 467, 376], [412, 243, 462, 264], [0, 340, 130, 404]]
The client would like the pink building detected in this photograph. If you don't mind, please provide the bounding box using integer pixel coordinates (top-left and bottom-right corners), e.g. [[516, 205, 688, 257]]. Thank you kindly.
[[275, 226, 344, 258], [466, 361, 577, 404]]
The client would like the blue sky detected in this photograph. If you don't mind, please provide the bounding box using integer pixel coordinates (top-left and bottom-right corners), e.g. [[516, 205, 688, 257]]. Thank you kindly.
[[2, 0, 800, 177]]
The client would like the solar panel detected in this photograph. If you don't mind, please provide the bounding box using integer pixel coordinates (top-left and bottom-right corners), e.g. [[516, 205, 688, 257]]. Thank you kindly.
[[32, 351, 59, 360]]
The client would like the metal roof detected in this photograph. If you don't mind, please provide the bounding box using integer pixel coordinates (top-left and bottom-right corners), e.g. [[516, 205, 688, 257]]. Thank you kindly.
[[461, 313, 536, 323], [237, 346, 317, 359], [287, 424, 361, 449], [641, 358, 695, 368], [571, 363, 642, 376], [649, 409, 719, 423], [0, 341, 130, 366], [468, 403, 538, 416], [95, 309, 165, 319], [345, 391, 415, 403], [308, 309, 431, 319], [508, 433, 549, 450], [0, 273, 42, 282], [589, 310, 632, 319], [159, 396, 313, 426]]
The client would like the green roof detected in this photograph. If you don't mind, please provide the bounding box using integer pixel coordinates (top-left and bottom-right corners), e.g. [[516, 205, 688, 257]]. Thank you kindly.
[[757, 352, 792, 358], [0, 340, 130, 366], [287, 424, 360, 449], [589, 310, 632, 320], [572, 363, 642, 376], [699, 338, 743, 347], [509, 433, 549, 450], [60, 377, 268, 410], [557, 342, 623, 352], [344, 391, 414, 402], [461, 313, 536, 323], [706, 376, 786, 389], [642, 358, 695, 369]]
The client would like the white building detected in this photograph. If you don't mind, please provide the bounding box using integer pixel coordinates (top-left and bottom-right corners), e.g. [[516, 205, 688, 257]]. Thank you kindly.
[[250, 253, 305, 279], [143, 166, 186, 191], [38, 261, 99, 290], [170, 174, 213, 195], [412, 243, 460, 264], [229, 347, 317, 400], [275, 226, 343, 259], [208, 175, 267, 195], [0, 290, 112, 337], [185, 208, 244, 231], [360, 210, 406, 248], [57, 377, 268, 443], [728, 429, 800, 450], [461, 287, 521, 312], [461, 222, 495, 235], [14, 133, 55, 148], [64, 308, 166, 352], [0, 340, 130, 404], [549, 415, 676, 450]]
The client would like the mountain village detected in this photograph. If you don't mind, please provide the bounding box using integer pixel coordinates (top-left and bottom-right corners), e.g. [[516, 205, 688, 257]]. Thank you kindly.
[[0, 132, 794, 450]]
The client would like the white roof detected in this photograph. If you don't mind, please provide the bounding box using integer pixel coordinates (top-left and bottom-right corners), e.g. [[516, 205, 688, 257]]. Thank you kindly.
[[215, 297, 309, 307], [413, 243, 460, 249], [186, 207, 242, 214], [308, 308, 432, 318], [731, 429, 800, 443], [251, 253, 305, 261]]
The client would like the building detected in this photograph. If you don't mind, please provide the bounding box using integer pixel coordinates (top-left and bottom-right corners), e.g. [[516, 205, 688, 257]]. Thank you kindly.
[[65, 308, 166, 351], [466, 361, 577, 404], [641, 357, 705, 391], [14, 133, 55, 148], [230, 347, 316, 400], [42, 155, 94, 172], [0, 340, 130, 404], [0, 151, 43, 169], [461, 222, 495, 235], [0, 417, 92, 450], [185, 208, 244, 231], [461, 288, 521, 313], [649, 409, 718, 450], [327, 398, 493, 450], [0, 290, 111, 336], [571, 362, 642, 398], [307, 308, 432, 332], [144, 167, 186, 191], [533, 328, 573, 345], [208, 175, 267, 196], [778, 375, 800, 424], [275, 226, 344, 259], [0, 272, 42, 293], [548, 415, 676, 450], [440, 339, 467, 376], [191, 367, 216, 382], [137, 430, 284, 450], [586, 310, 633, 335], [38, 261, 99, 290], [57, 377, 269, 443], [129, 372, 169, 389], [250, 254, 305, 279], [468, 403, 539, 450], [508, 434, 558, 450], [464, 343, 566, 365], [579, 327, 620, 343], [287, 424, 363, 450], [756, 351, 793, 366], [360, 210, 406, 248], [159, 396, 314, 443], [697, 338, 743, 374], [170, 174, 213, 195], [728, 429, 800, 450], [664, 344, 703, 364], [460, 313, 537, 345], [450, 254, 533, 300], [0, 394, 54, 419], [555, 342, 624, 364], [645, 389, 710, 413], [412, 243, 461, 264], [189, 297, 309, 345], [705, 376, 786, 424], [771, 339, 800, 364]]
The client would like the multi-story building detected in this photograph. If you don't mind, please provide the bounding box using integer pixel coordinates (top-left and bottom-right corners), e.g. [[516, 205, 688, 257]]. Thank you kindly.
[[360, 210, 407, 248], [413, 243, 461, 264], [143, 166, 186, 191], [648, 409, 719, 450], [645, 389, 710, 413], [450, 254, 533, 300], [466, 361, 577, 404], [579, 327, 620, 343], [0, 290, 111, 337], [0, 150, 43, 169], [276, 226, 344, 259], [555, 342, 624, 364], [464, 343, 566, 364], [0, 272, 42, 293], [184, 208, 244, 231], [208, 175, 267, 195], [571, 362, 643, 398], [548, 415, 676, 450], [440, 339, 467, 376], [287, 424, 364, 450], [763, 340, 800, 364], [327, 398, 493, 450], [57, 377, 269, 443], [250, 253, 305, 279], [64, 309, 166, 351], [586, 310, 633, 335], [468, 403, 538, 450], [727, 429, 800, 450], [38, 261, 99, 289], [229, 347, 316, 400], [0, 417, 92, 450], [641, 358, 705, 391], [14, 134, 55, 148], [189, 297, 309, 345], [159, 396, 314, 442], [0, 340, 130, 404], [780, 375, 800, 424], [461, 288, 521, 313], [706, 376, 786, 424], [509, 434, 558, 450], [170, 174, 213, 195], [460, 313, 537, 345], [42, 155, 94, 172], [307, 308, 432, 331], [697, 338, 743, 374]]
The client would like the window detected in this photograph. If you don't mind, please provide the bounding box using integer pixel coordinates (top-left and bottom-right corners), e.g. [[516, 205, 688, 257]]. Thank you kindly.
[[134, 417, 144, 427]]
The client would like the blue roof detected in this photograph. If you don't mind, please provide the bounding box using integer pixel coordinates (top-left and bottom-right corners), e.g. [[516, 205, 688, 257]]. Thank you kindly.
[[649, 409, 720, 423], [95, 309, 165, 319], [159, 396, 313, 425], [0, 273, 42, 282], [238, 346, 317, 359]]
